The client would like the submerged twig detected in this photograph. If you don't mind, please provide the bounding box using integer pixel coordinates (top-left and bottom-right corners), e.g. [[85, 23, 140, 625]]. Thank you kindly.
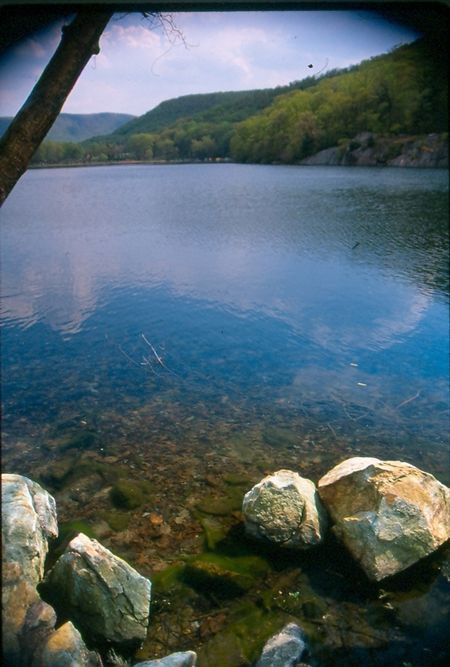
[[141, 333, 180, 378], [118, 344, 142, 368], [395, 390, 420, 410], [326, 422, 338, 437]]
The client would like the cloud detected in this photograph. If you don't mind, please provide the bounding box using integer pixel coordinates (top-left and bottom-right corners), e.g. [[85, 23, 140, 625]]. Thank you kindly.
[[0, 10, 420, 116]]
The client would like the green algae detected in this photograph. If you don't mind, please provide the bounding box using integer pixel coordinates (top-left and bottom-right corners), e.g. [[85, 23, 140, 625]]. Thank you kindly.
[[223, 473, 253, 487], [59, 430, 99, 452], [262, 426, 300, 449], [151, 563, 186, 594], [199, 516, 229, 550], [197, 600, 290, 666], [183, 552, 269, 599], [101, 509, 131, 532], [40, 455, 79, 488], [110, 478, 153, 509], [196, 487, 244, 516]]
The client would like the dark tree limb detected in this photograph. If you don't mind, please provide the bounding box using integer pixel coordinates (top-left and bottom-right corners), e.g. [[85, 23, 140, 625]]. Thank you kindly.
[[0, 9, 113, 205]]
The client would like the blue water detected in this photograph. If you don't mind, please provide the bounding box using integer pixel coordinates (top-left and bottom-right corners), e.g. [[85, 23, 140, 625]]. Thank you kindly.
[[1, 164, 448, 473], [1, 163, 449, 665]]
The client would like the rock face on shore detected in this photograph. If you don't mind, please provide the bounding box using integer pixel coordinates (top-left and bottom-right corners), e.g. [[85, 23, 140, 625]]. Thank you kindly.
[[44, 532, 151, 650], [318, 457, 450, 581], [2, 473, 101, 666], [242, 470, 327, 549], [301, 132, 448, 168], [2, 473, 58, 663]]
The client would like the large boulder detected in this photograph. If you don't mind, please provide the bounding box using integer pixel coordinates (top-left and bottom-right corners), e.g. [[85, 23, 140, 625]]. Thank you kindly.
[[318, 457, 450, 581], [242, 470, 327, 549], [2, 473, 58, 664], [254, 623, 307, 667], [44, 532, 151, 650]]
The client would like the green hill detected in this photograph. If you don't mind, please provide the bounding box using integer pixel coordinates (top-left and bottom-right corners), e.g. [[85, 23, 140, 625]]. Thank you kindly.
[[230, 38, 447, 164], [107, 79, 337, 139], [0, 112, 135, 142], [29, 37, 448, 166]]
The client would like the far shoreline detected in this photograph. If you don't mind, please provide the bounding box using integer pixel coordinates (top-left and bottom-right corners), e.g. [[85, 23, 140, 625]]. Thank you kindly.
[[28, 158, 449, 171]]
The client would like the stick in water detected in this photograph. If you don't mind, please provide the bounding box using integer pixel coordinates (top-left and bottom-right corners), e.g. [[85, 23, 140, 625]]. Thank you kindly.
[[141, 333, 180, 377], [396, 390, 420, 410]]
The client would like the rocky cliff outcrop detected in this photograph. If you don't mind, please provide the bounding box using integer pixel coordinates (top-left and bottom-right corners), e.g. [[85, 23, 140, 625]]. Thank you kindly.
[[301, 132, 448, 168]]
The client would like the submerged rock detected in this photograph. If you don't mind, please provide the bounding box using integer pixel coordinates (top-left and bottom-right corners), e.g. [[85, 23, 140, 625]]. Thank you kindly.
[[133, 652, 197, 667], [44, 532, 151, 649], [254, 622, 307, 667], [318, 457, 450, 581], [184, 552, 268, 598], [110, 478, 146, 510], [242, 470, 327, 549]]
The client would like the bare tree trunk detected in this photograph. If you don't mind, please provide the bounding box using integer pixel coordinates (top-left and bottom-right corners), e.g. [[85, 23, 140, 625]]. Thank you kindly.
[[0, 9, 112, 205]]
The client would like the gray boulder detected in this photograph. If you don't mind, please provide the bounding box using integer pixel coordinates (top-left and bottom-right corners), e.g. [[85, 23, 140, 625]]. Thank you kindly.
[[2, 474, 99, 666], [254, 623, 307, 667], [133, 651, 197, 667], [318, 457, 450, 581], [2, 473, 58, 584], [44, 532, 151, 649], [242, 470, 327, 549], [2, 473, 58, 664]]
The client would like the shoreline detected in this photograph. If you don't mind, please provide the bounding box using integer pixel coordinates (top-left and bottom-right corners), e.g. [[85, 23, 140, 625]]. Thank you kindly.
[[29, 159, 449, 171]]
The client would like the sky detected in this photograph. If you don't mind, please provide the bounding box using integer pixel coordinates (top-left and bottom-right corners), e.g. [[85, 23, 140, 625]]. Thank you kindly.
[[0, 10, 421, 117]]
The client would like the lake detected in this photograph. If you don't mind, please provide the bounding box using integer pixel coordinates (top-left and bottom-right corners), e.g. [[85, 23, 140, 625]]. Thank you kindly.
[[1, 163, 449, 665]]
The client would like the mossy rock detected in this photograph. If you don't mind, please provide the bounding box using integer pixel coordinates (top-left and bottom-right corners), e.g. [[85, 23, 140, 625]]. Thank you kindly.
[[223, 473, 253, 487], [197, 601, 289, 666], [59, 430, 99, 452], [226, 434, 257, 463], [196, 629, 248, 667], [151, 563, 186, 594], [110, 478, 151, 509], [101, 509, 131, 532], [196, 487, 244, 516], [183, 552, 269, 598], [262, 426, 300, 449], [199, 516, 229, 550], [40, 455, 79, 488]]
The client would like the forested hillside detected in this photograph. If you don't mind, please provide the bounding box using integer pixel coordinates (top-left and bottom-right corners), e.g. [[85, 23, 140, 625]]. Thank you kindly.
[[29, 38, 448, 167], [0, 112, 135, 143], [230, 39, 447, 163]]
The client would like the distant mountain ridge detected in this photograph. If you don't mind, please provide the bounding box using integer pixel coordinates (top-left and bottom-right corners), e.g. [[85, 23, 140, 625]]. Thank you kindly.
[[0, 112, 135, 142]]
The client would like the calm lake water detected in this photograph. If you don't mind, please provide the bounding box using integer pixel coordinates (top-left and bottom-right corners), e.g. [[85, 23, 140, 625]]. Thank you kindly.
[[1, 163, 449, 665]]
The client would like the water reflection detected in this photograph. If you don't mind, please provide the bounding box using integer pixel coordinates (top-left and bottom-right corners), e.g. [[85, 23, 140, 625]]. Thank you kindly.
[[1, 165, 447, 350]]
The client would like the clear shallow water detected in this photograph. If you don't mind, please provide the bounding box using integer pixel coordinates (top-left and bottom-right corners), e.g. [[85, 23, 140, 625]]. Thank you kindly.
[[1, 164, 449, 665]]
